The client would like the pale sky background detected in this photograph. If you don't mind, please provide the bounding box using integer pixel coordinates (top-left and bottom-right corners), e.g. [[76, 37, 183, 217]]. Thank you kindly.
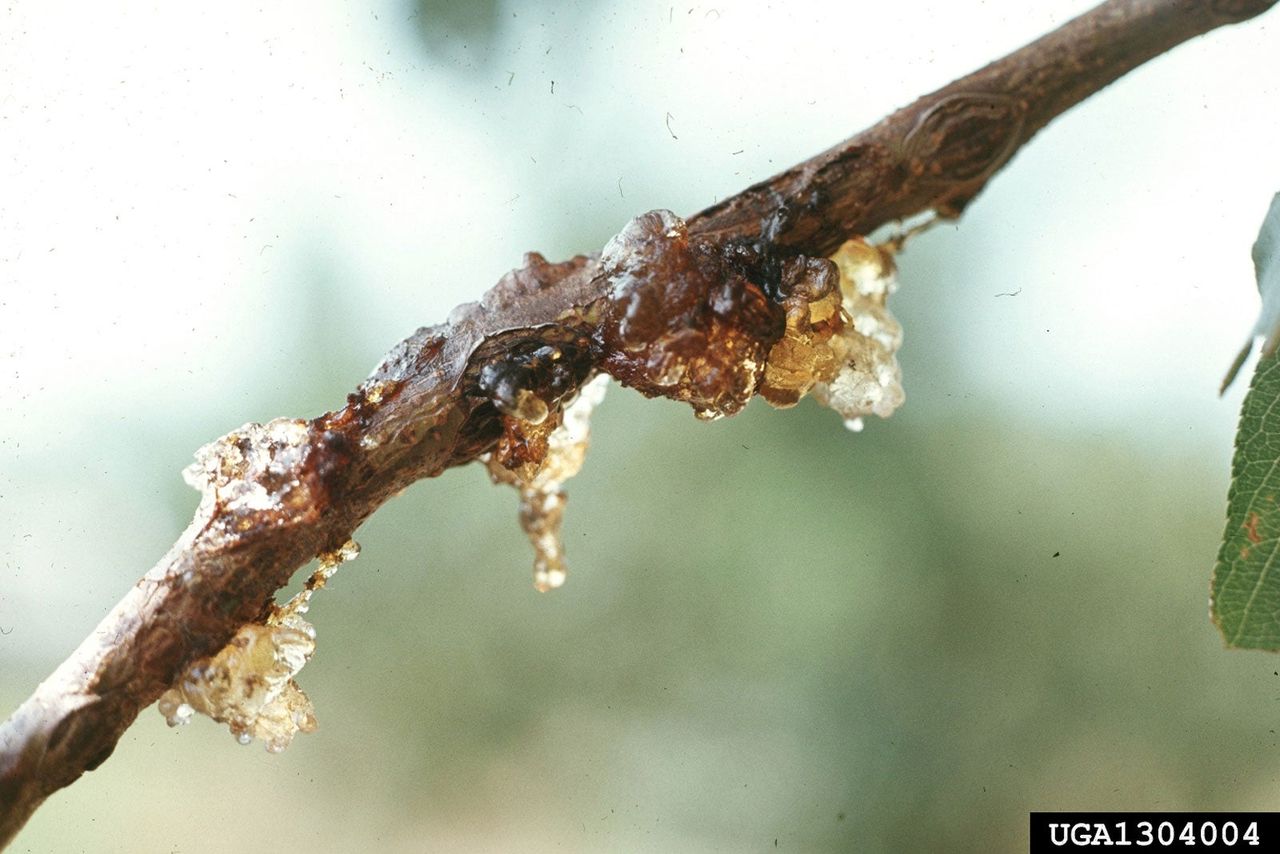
[[2, 1, 1279, 851], [2, 0, 1276, 463]]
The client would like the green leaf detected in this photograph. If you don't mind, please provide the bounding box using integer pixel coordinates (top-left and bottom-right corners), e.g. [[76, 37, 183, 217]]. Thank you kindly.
[[1214, 349, 1280, 648], [1214, 194, 1280, 648]]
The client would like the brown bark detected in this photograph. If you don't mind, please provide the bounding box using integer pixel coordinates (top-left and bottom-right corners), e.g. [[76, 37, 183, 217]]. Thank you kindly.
[[1, 0, 1273, 845]]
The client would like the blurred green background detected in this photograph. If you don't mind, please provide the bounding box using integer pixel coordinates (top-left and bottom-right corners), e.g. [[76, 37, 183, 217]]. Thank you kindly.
[[3, 1, 1280, 851]]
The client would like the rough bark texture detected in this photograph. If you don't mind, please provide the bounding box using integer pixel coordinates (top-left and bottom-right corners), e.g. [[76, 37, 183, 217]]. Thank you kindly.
[[1, 0, 1273, 845]]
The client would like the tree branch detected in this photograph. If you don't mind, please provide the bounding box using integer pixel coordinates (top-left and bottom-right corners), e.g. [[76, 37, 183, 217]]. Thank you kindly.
[[1, 0, 1272, 845]]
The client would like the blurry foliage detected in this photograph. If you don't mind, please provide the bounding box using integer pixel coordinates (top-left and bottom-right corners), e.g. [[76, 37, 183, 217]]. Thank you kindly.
[[407, 0, 603, 69], [11, 387, 1278, 852], [409, 0, 503, 60]]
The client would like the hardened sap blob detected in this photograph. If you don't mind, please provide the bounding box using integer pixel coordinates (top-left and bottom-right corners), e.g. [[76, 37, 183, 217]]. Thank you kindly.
[[597, 210, 781, 421], [758, 255, 846, 407], [594, 211, 903, 427], [156, 622, 318, 751], [157, 539, 359, 751]]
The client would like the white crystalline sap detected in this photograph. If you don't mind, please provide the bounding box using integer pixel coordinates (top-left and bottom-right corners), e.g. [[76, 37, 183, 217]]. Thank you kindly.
[[181, 418, 311, 515], [811, 239, 906, 424]]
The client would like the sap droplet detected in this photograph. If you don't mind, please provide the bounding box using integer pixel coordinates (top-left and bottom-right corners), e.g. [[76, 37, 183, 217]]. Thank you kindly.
[[362, 380, 396, 405], [534, 565, 568, 592], [843, 417, 865, 433], [157, 692, 195, 727], [317, 538, 360, 573], [511, 389, 550, 424], [237, 732, 253, 746], [486, 374, 609, 590]]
